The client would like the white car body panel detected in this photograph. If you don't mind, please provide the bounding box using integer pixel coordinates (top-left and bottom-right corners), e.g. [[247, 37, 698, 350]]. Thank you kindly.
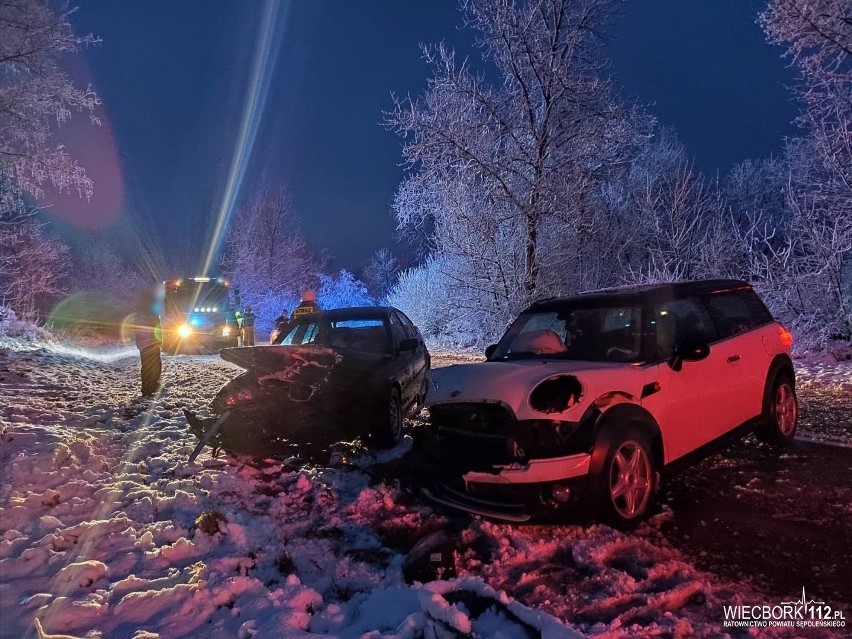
[[427, 360, 647, 422]]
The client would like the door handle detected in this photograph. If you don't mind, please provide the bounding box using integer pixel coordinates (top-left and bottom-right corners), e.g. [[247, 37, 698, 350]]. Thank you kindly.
[[726, 354, 741, 363]]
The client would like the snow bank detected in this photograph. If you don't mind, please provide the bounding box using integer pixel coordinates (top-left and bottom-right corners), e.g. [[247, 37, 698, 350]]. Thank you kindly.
[[794, 355, 852, 392]]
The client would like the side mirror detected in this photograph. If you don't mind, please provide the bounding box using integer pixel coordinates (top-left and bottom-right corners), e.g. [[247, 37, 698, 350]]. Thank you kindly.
[[485, 344, 497, 359], [399, 337, 419, 352], [668, 341, 710, 372]]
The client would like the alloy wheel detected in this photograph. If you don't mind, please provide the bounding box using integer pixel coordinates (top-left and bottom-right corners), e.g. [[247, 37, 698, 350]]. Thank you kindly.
[[388, 394, 402, 442], [609, 440, 652, 519], [775, 382, 797, 436]]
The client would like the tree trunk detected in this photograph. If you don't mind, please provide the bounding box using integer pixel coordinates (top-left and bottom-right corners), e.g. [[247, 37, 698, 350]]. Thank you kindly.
[[524, 211, 539, 296]]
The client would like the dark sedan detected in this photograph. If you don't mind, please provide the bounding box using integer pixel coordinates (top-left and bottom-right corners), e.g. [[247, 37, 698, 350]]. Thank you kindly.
[[184, 306, 430, 458]]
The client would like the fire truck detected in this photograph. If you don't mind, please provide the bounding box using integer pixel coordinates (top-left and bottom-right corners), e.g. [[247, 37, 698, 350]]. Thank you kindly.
[[162, 277, 240, 354]]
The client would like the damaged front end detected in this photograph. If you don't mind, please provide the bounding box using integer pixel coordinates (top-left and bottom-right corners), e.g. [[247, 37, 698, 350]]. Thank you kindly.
[[418, 401, 599, 521], [185, 345, 384, 459]]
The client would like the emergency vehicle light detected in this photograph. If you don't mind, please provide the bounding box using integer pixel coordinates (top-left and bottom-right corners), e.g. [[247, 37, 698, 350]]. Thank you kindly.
[[191, 277, 212, 282]]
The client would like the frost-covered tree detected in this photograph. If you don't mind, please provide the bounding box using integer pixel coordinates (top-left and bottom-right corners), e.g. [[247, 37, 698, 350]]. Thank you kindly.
[[220, 183, 317, 331], [759, 0, 852, 342], [389, 253, 509, 347], [1, 0, 100, 203], [0, 218, 70, 316], [362, 248, 399, 302], [318, 270, 374, 309], [0, 1, 99, 320], [387, 0, 650, 323], [71, 239, 143, 304]]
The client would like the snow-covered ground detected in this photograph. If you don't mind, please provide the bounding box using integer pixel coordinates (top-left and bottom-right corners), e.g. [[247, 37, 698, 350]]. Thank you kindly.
[[1, 336, 849, 638]]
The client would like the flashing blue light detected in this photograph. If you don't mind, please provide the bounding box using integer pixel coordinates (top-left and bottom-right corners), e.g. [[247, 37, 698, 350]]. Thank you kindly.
[[189, 315, 202, 327]]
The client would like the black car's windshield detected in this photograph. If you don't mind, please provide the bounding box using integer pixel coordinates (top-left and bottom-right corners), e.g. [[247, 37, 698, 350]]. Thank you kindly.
[[491, 304, 643, 363], [276, 317, 392, 355]]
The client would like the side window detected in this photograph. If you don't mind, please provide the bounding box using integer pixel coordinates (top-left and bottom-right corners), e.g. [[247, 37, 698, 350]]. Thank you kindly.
[[280, 322, 320, 346], [396, 311, 418, 338], [652, 297, 718, 360], [388, 312, 408, 347], [702, 290, 773, 339]]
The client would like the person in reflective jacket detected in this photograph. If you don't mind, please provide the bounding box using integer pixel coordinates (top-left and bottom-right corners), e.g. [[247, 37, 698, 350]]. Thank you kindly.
[[290, 289, 320, 320]]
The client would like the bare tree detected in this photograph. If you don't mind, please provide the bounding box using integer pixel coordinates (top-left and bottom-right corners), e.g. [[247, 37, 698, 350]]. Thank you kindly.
[[1, 0, 100, 204]]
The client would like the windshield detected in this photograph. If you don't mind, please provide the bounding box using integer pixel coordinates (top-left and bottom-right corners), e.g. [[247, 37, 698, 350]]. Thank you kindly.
[[491, 304, 643, 363], [276, 316, 392, 355]]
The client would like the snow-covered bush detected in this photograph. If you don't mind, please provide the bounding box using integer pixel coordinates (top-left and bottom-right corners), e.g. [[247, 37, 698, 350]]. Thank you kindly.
[[318, 270, 374, 309], [388, 256, 507, 350], [0, 217, 71, 318], [0, 305, 52, 343]]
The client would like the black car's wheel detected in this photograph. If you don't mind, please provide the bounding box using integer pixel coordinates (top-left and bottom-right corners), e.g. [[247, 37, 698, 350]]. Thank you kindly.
[[372, 387, 403, 448], [591, 424, 657, 528], [756, 372, 798, 444]]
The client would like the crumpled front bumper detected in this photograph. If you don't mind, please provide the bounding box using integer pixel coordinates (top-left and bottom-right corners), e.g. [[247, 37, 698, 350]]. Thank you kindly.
[[415, 403, 595, 521]]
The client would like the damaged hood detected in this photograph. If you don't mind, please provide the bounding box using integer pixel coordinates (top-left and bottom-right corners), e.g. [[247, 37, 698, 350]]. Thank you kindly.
[[427, 360, 636, 419], [220, 345, 342, 375]]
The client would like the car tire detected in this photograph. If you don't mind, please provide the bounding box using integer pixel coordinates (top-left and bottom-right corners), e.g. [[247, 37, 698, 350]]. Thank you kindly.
[[591, 424, 658, 528], [756, 372, 798, 445], [372, 387, 403, 449]]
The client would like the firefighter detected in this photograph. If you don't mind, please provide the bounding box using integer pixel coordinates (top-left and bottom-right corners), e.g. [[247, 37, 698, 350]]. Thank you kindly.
[[291, 289, 320, 320], [134, 288, 163, 397], [242, 306, 256, 347]]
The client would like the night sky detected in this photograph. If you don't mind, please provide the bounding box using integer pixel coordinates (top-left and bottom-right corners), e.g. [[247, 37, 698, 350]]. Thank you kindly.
[[57, 0, 798, 275]]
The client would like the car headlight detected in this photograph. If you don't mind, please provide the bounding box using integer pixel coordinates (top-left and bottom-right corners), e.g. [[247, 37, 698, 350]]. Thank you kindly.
[[178, 324, 193, 338], [222, 326, 231, 337]]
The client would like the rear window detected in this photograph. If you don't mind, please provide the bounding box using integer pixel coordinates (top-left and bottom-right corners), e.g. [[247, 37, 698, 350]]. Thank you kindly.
[[278, 317, 392, 354], [327, 317, 391, 354], [701, 290, 772, 339]]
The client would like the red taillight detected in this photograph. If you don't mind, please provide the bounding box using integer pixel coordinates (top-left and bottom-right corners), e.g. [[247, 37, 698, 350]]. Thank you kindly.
[[778, 326, 794, 347], [225, 390, 253, 406]]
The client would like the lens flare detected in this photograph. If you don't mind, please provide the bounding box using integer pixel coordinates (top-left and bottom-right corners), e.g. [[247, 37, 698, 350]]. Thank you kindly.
[[200, 0, 290, 277]]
